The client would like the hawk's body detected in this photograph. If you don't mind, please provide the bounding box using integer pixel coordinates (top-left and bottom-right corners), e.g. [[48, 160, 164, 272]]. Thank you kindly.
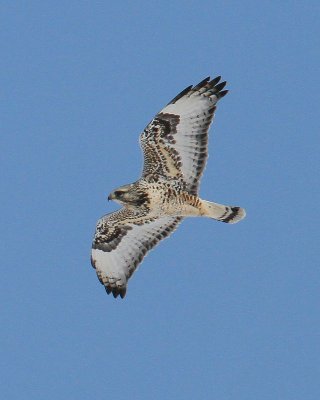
[[91, 76, 246, 298]]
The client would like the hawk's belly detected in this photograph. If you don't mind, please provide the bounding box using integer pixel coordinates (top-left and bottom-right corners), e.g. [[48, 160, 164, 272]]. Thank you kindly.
[[147, 186, 202, 218]]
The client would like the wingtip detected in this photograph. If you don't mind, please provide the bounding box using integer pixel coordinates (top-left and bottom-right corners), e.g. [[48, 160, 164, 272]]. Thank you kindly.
[[217, 89, 229, 99], [105, 287, 112, 295], [105, 285, 127, 299], [191, 75, 228, 100], [168, 85, 193, 105], [211, 75, 221, 85], [167, 74, 228, 105], [192, 76, 211, 91]]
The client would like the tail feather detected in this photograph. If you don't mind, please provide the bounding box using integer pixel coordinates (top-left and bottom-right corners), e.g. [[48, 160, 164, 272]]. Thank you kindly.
[[201, 200, 246, 224]]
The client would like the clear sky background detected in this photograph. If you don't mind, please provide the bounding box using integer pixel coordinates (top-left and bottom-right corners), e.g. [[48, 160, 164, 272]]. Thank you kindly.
[[1, 1, 319, 399]]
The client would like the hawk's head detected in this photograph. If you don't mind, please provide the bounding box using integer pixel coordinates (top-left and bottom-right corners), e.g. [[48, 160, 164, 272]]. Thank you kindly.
[[108, 183, 149, 207]]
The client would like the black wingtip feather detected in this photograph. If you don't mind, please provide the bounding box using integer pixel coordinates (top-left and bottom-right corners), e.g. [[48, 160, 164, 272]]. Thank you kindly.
[[210, 75, 221, 86], [217, 89, 229, 99], [168, 85, 193, 104], [167, 74, 228, 105], [214, 81, 227, 91], [193, 76, 210, 90], [105, 285, 126, 299]]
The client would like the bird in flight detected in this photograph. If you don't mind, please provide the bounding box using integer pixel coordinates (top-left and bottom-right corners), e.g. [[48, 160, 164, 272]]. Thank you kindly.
[[91, 76, 246, 298]]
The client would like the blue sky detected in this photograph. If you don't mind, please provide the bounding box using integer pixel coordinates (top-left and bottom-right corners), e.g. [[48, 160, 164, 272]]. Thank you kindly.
[[1, 1, 319, 399]]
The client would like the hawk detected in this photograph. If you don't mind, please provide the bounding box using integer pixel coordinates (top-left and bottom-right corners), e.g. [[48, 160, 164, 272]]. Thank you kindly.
[[91, 76, 246, 298]]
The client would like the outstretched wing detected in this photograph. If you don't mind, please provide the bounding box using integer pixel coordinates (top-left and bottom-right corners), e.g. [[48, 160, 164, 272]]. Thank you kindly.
[[91, 208, 182, 298], [140, 76, 228, 194]]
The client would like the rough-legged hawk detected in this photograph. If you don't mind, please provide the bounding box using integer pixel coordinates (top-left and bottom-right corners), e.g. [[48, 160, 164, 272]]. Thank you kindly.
[[91, 76, 246, 298]]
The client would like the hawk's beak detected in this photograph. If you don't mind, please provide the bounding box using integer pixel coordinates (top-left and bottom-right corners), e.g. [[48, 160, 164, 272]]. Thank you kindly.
[[107, 193, 114, 201]]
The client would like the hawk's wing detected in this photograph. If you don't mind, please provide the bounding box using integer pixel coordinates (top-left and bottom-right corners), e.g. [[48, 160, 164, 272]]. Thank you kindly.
[[140, 76, 228, 194], [91, 208, 182, 298]]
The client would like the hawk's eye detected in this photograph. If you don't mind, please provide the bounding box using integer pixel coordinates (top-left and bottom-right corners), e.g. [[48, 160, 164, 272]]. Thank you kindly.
[[114, 190, 124, 197]]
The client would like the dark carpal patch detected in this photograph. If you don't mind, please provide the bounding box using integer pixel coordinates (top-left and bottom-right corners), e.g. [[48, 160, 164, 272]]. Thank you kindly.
[[93, 225, 132, 252], [157, 113, 180, 137]]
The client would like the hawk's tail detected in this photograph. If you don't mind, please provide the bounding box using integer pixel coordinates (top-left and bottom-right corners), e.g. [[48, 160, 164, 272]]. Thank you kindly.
[[201, 200, 246, 224]]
